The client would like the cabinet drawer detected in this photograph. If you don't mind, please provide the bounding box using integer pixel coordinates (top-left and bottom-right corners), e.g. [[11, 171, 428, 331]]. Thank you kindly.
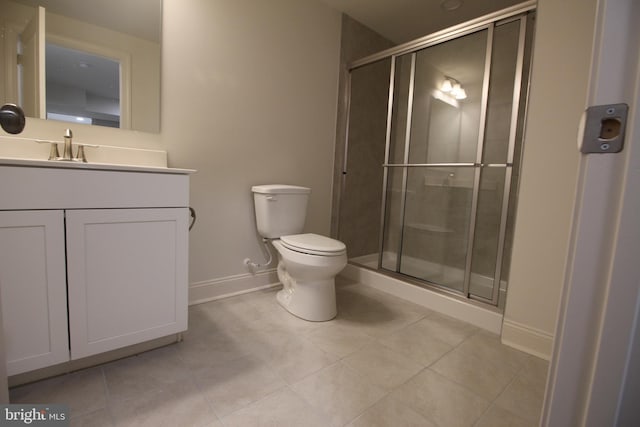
[[0, 166, 189, 210]]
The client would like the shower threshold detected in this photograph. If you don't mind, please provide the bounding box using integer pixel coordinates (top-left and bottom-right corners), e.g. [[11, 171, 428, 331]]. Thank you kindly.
[[341, 254, 506, 334], [352, 253, 507, 298]]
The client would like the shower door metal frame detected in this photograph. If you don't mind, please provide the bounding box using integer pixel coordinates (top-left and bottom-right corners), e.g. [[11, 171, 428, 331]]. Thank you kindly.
[[483, 14, 530, 305], [462, 23, 495, 298], [342, 2, 535, 306], [348, 0, 535, 70], [392, 52, 417, 273]]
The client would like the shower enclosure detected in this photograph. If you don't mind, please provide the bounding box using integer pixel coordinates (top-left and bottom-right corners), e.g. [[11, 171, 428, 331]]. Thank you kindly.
[[337, 6, 535, 308]]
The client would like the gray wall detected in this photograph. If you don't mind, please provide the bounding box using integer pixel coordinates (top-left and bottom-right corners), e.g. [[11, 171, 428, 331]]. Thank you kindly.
[[161, 0, 342, 286]]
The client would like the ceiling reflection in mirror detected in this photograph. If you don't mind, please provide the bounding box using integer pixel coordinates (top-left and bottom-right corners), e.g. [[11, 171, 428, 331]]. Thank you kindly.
[[0, 0, 161, 133]]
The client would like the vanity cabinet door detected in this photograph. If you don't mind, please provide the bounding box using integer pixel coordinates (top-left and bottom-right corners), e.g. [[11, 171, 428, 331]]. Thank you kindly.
[[65, 208, 188, 359], [0, 210, 69, 375]]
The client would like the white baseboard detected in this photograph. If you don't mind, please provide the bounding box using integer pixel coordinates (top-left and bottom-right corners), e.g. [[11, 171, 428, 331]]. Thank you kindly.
[[341, 264, 503, 334], [501, 318, 554, 360], [189, 268, 280, 305]]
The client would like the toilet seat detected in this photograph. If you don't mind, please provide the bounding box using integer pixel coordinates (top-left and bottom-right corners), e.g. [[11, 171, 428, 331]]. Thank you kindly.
[[280, 233, 346, 256]]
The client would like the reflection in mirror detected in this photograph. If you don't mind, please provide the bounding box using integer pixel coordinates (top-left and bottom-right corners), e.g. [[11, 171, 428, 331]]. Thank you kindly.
[[0, 0, 161, 133], [46, 44, 120, 128]]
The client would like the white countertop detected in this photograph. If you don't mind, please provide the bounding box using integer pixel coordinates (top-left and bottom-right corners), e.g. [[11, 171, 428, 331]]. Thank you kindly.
[[0, 157, 195, 174]]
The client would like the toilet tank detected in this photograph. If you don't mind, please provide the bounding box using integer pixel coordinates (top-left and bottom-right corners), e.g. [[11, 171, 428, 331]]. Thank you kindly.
[[252, 184, 310, 238]]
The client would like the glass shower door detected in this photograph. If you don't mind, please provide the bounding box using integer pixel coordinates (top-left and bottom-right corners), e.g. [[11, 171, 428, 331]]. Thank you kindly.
[[468, 19, 524, 302], [381, 16, 528, 302], [382, 29, 489, 293], [338, 10, 533, 307]]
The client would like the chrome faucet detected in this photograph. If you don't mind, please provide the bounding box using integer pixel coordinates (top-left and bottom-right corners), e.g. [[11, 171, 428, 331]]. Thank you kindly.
[[62, 128, 73, 160], [36, 128, 96, 162]]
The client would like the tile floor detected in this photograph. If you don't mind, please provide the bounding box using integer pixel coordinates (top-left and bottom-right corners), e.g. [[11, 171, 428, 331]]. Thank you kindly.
[[10, 277, 549, 427]]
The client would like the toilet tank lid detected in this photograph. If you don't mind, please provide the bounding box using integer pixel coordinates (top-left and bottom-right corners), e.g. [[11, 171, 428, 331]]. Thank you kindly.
[[251, 184, 311, 194]]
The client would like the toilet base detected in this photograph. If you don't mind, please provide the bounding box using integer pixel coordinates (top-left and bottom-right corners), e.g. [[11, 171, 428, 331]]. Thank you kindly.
[[276, 279, 337, 322]]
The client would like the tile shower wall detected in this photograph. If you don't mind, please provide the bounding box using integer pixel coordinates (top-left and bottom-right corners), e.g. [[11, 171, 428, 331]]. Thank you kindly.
[[402, 184, 473, 273], [332, 15, 393, 258], [399, 179, 506, 278], [338, 59, 391, 258]]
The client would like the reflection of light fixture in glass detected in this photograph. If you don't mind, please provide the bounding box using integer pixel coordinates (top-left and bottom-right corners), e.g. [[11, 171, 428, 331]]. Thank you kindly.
[[432, 90, 459, 108], [440, 78, 453, 93], [440, 77, 467, 100]]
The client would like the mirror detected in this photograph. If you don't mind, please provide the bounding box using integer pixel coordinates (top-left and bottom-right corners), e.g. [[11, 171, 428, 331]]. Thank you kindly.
[[0, 0, 161, 133], [426, 97, 461, 164]]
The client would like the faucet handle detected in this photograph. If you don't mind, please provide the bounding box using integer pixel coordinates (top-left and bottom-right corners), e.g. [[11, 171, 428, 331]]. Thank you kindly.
[[48, 142, 60, 160], [35, 139, 62, 160], [64, 128, 73, 138], [72, 143, 98, 163], [74, 145, 87, 163]]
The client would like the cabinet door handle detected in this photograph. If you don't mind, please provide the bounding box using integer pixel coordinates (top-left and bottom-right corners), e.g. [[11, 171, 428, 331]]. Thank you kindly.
[[189, 207, 196, 231]]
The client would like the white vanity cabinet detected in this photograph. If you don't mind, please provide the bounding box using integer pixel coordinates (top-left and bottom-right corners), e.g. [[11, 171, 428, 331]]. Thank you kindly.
[[0, 210, 69, 375], [66, 208, 188, 359], [0, 164, 192, 376]]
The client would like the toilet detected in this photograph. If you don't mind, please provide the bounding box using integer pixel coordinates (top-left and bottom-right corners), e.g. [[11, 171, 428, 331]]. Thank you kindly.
[[252, 184, 347, 321]]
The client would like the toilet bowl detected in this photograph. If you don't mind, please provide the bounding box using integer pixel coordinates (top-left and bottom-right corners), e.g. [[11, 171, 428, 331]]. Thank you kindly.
[[271, 234, 347, 321]]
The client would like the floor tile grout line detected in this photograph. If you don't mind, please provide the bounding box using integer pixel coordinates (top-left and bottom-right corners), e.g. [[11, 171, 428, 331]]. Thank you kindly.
[[217, 383, 292, 426], [419, 327, 478, 369], [467, 341, 526, 426], [402, 328, 508, 412], [99, 366, 118, 426], [171, 340, 227, 425], [425, 358, 506, 406], [430, 352, 523, 413], [290, 360, 389, 427], [372, 329, 454, 369], [373, 325, 520, 424], [471, 401, 535, 427], [491, 358, 547, 424]]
